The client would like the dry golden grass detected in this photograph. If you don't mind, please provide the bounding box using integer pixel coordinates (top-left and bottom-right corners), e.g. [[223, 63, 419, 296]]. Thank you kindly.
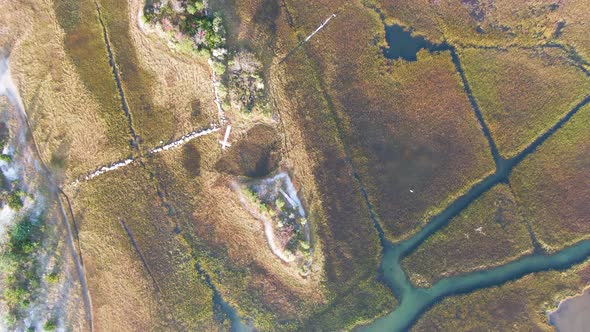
[[115, 0, 219, 146], [67, 161, 218, 330], [146, 133, 328, 327], [0, 0, 132, 181]]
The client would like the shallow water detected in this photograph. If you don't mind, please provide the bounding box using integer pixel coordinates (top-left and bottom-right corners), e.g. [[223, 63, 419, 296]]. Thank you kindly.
[[363, 240, 590, 331]]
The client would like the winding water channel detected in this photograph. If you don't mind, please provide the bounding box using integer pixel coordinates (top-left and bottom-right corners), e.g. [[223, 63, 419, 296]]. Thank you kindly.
[[354, 25, 590, 331]]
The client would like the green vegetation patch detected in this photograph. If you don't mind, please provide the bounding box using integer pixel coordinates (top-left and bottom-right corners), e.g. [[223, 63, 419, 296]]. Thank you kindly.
[[402, 184, 533, 287], [0, 216, 46, 329], [53, 0, 132, 151], [510, 104, 590, 251], [459, 47, 590, 157]]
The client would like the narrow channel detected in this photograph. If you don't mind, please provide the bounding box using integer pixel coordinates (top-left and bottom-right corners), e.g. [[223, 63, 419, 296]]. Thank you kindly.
[[357, 24, 590, 331], [93, 0, 139, 145]]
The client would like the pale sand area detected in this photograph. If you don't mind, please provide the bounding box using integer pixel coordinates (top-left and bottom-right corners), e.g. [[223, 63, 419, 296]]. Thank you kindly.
[[549, 287, 590, 332]]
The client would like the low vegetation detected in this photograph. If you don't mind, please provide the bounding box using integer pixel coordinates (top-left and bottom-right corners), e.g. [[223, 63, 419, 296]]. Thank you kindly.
[[98, 0, 177, 147], [459, 47, 590, 157], [226, 51, 268, 113], [53, 0, 132, 151], [402, 184, 533, 287], [225, 0, 398, 328], [240, 175, 312, 273], [0, 126, 57, 330], [147, 138, 320, 330], [69, 162, 217, 330], [413, 259, 590, 331], [371, 0, 588, 50], [288, 0, 494, 240], [1, 217, 43, 327], [215, 124, 281, 177], [510, 104, 590, 251], [143, 0, 270, 115]]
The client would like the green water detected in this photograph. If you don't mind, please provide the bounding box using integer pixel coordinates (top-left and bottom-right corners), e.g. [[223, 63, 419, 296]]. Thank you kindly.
[[356, 24, 590, 332], [363, 240, 590, 331]]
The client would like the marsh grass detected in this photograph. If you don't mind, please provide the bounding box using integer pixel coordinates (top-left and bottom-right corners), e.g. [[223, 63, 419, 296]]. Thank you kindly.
[[291, 0, 495, 241], [510, 104, 590, 251], [413, 259, 590, 331], [53, 0, 132, 151], [402, 184, 534, 287], [97, 0, 177, 147], [459, 47, 590, 158], [69, 162, 217, 330]]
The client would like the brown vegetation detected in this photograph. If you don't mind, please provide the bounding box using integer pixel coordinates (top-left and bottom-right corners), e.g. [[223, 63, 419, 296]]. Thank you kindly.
[[459, 47, 590, 157], [215, 124, 281, 177], [403, 184, 533, 287], [510, 104, 590, 251], [412, 259, 590, 331], [67, 163, 217, 330], [289, 0, 494, 240]]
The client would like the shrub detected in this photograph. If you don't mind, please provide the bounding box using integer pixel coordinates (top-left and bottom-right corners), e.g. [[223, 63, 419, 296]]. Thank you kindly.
[[43, 320, 58, 331], [0, 154, 12, 162], [7, 191, 24, 211]]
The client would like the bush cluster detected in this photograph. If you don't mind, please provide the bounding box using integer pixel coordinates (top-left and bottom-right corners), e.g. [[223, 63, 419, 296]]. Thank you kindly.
[[1, 217, 43, 327], [227, 52, 268, 113], [143, 0, 226, 52]]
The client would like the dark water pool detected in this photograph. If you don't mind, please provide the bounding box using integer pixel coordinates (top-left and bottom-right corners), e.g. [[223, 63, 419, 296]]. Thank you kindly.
[[383, 24, 447, 61]]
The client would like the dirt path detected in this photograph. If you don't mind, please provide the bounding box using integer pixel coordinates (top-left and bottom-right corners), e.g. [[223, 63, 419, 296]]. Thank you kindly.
[[1, 56, 94, 331]]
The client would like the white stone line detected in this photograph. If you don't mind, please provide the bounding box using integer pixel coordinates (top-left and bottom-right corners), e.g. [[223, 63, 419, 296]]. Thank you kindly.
[[304, 13, 337, 43], [208, 59, 227, 125], [148, 125, 220, 154], [68, 126, 220, 187], [69, 158, 135, 187]]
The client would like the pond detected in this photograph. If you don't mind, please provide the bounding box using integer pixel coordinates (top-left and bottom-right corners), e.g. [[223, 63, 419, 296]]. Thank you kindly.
[[382, 24, 447, 61]]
